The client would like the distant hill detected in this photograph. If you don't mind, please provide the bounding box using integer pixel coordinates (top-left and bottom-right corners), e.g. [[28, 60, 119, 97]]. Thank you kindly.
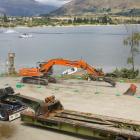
[[50, 0, 140, 16], [0, 0, 57, 16]]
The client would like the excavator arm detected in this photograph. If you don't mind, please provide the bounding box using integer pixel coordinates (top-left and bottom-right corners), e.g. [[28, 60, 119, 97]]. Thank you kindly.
[[39, 58, 115, 87]]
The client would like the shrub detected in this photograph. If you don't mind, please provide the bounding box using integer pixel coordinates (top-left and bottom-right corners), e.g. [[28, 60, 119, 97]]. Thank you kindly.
[[106, 68, 139, 79]]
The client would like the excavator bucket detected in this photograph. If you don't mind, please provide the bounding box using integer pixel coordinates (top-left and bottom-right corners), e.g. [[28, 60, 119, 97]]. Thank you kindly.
[[89, 75, 116, 87], [123, 84, 137, 96], [103, 77, 116, 87]]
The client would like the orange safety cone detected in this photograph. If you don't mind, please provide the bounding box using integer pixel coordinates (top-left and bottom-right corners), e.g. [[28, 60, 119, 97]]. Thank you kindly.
[[123, 84, 137, 96]]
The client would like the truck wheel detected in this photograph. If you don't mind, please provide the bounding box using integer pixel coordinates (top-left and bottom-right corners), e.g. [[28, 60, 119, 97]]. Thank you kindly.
[[0, 110, 9, 121]]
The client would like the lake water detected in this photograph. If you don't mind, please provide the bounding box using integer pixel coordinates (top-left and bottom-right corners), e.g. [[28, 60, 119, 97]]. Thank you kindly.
[[0, 25, 140, 73]]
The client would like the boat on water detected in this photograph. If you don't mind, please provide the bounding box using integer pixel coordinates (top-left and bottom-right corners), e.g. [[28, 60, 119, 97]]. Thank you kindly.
[[19, 33, 33, 38], [62, 67, 78, 75]]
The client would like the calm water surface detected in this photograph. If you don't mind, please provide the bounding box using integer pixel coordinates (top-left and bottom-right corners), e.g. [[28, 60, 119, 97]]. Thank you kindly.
[[0, 25, 140, 73]]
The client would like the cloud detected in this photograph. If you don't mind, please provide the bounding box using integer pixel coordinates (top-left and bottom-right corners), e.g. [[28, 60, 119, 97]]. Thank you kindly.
[[35, 0, 70, 6]]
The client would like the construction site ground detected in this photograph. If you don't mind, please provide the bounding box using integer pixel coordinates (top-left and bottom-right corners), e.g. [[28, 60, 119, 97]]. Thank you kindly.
[[0, 77, 140, 140]]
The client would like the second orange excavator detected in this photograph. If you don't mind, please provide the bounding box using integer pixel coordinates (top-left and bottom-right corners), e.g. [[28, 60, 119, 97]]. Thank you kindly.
[[19, 58, 116, 87]]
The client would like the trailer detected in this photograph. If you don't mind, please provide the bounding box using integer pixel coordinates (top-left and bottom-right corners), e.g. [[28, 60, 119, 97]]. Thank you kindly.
[[20, 96, 140, 140]]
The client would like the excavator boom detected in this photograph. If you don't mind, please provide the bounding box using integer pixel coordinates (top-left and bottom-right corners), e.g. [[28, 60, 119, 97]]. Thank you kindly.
[[39, 59, 104, 77]]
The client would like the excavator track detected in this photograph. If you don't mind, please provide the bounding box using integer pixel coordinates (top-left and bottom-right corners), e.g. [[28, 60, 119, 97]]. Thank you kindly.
[[21, 77, 48, 86]]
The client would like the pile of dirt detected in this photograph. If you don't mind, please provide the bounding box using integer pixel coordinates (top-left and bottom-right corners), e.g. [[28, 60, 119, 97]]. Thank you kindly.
[[0, 124, 16, 139]]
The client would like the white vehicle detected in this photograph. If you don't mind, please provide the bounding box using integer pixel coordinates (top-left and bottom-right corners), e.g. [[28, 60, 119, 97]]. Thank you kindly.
[[62, 67, 78, 75], [19, 33, 33, 38]]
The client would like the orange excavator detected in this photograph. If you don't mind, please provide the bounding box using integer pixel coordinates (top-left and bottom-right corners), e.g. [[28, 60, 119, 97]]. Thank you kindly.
[[19, 58, 116, 87]]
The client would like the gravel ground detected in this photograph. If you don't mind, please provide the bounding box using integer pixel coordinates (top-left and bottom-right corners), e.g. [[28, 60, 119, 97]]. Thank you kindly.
[[0, 77, 140, 140]]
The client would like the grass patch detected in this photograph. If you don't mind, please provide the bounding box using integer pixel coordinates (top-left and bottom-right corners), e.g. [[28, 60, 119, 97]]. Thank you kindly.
[[114, 78, 140, 83], [115, 93, 121, 96], [73, 90, 79, 92], [54, 88, 60, 91]]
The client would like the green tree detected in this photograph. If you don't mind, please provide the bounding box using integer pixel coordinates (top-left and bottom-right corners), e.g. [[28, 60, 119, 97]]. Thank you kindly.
[[3, 13, 8, 22], [73, 17, 77, 23], [68, 19, 72, 24], [124, 32, 140, 71], [76, 18, 82, 23]]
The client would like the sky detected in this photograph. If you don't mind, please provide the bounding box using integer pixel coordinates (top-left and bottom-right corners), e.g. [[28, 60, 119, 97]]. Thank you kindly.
[[35, 0, 71, 6]]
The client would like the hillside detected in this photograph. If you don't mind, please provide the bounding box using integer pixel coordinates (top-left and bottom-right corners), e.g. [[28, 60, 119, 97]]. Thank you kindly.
[[50, 0, 140, 16], [0, 0, 57, 16]]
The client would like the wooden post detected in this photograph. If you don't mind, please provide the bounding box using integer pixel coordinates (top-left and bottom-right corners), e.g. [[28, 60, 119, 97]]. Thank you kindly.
[[8, 52, 15, 74]]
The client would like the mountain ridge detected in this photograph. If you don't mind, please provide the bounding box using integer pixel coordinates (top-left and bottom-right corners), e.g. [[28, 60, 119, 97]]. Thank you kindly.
[[50, 0, 140, 16], [0, 0, 57, 16]]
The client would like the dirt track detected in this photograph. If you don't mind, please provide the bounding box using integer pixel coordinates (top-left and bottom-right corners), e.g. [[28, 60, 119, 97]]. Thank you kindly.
[[0, 77, 140, 140]]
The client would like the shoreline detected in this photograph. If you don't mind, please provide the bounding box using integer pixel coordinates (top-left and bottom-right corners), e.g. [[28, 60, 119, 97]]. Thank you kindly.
[[0, 24, 139, 29]]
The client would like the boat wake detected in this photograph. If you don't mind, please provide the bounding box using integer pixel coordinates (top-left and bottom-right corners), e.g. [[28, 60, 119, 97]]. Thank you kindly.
[[4, 29, 18, 34]]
